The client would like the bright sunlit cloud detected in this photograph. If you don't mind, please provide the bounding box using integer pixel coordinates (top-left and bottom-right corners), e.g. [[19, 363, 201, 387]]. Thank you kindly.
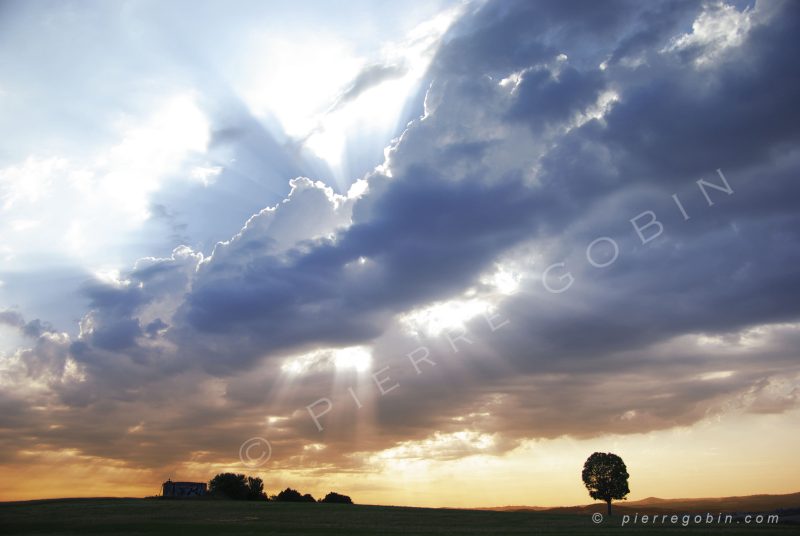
[[663, 2, 754, 66], [239, 36, 364, 139], [480, 263, 521, 295], [400, 298, 491, 337], [0, 93, 210, 268], [371, 430, 497, 462], [282, 345, 374, 375], [236, 5, 463, 184], [332, 345, 373, 373]]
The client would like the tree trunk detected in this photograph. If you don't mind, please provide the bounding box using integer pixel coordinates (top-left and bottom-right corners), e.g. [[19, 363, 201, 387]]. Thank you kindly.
[[606, 499, 612, 516]]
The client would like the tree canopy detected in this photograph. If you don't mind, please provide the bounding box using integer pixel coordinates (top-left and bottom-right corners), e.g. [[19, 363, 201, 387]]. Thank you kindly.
[[275, 488, 316, 503], [246, 476, 268, 501], [581, 452, 630, 515], [208, 473, 268, 501], [206, 477, 351, 505]]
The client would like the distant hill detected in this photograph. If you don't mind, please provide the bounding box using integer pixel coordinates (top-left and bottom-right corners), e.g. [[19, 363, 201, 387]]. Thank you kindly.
[[481, 492, 800, 514]]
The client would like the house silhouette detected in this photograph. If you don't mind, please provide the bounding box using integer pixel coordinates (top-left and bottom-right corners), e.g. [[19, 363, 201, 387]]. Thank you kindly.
[[161, 479, 207, 497]]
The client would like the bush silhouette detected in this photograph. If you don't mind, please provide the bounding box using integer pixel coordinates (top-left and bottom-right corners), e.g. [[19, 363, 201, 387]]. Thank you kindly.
[[320, 492, 353, 504], [581, 452, 630, 516]]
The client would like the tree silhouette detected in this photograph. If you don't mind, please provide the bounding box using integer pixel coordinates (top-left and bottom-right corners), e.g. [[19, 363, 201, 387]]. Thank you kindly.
[[209, 473, 268, 501], [246, 476, 268, 501], [275, 487, 316, 502], [209, 473, 249, 500], [581, 452, 630, 516]]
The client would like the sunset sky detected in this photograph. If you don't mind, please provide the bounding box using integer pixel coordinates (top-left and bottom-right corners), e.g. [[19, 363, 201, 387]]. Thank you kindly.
[[1, 0, 799, 507]]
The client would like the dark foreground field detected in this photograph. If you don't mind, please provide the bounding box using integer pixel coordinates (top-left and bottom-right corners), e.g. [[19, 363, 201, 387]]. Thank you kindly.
[[0, 498, 795, 536]]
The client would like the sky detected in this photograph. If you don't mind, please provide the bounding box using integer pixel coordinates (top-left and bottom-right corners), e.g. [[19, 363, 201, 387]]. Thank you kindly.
[[0, 0, 799, 507]]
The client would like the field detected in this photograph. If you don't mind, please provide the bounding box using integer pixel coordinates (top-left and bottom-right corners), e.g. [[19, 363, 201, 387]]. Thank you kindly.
[[0, 499, 796, 536]]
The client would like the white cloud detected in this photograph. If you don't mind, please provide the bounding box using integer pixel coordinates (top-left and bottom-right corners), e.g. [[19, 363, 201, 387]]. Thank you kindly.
[[206, 176, 365, 264], [399, 298, 492, 337], [282, 346, 373, 375], [98, 93, 210, 219], [235, 5, 461, 183], [697, 371, 735, 381], [332, 346, 373, 373], [9, 219, 41, 232], [189, 165, 223, 186], [238, 36, 363, 139], [480, 264, 521, 295], [664, 2, 753, 66], [0, 92, 211, 266], [367, 430, 498, 463], [0, 156, 67, 210]]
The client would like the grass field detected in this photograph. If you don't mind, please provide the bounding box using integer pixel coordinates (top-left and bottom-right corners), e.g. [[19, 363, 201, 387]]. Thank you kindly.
[[0, 498, 795, 535]]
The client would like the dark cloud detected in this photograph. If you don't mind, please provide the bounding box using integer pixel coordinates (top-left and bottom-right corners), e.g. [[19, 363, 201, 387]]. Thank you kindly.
[[0, 310, 25, 329], [0, 310, 54, 338], [508, 66, 606, 126]]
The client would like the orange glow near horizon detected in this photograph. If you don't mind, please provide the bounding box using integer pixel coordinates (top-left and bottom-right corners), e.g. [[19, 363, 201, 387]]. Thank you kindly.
[[2, 409, 798, 507]]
